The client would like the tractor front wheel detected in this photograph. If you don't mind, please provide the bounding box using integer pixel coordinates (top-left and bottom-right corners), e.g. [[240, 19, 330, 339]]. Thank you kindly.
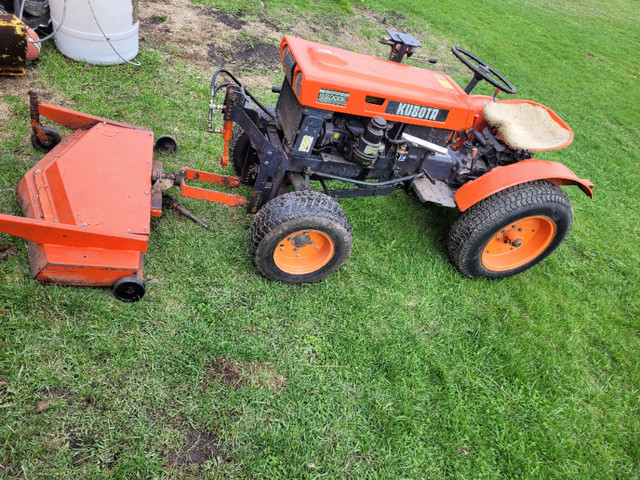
[[248, 191, 353, 283], [447, 180, 573, 279]]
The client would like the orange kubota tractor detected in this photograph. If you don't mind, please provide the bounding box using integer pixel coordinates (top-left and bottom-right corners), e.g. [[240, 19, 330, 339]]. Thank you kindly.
[[209, 30, 593, 283]]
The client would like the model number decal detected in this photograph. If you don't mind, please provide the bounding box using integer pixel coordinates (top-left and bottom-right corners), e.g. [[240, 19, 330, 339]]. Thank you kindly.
[[385, 101, 449, 122], [317, 89, 350, 106]]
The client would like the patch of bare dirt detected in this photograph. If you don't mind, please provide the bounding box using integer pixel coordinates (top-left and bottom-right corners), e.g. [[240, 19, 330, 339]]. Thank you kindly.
[[209, 9, 247, 30], [67, 431, 131, 467], [68, 432, 94, 465], [205, 357, 244, 388], [249, 361, 287, 390], [207, 39, 280, 70], [139, 0, 283, 77], [0, 66, 38, 98], [138, 0, 460, 77], [204, 357, 286, 391], [35, 399, 51, 412], [0, 377, 10, 407], [0, 68, 38, 139], [0, 244, 18, 261], [168, 428, 232, 466], [30, 385, 73, 413]]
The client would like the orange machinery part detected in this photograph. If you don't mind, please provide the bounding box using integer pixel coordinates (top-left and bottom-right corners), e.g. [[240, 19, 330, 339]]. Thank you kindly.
[[179, 167, 246, 208], [219, 119, 233, 167], [2, 99, 251, 287], [454, 159, 594, 212], [280, 35, 476, 132], [0, 103, 154, 286], [36, 101, 149, 131]]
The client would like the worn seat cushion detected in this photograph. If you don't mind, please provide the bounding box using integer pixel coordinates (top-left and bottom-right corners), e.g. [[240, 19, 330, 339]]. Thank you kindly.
[[482, 101, 571, 150]]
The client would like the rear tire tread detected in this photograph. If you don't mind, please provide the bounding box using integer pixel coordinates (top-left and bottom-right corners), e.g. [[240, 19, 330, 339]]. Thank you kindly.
[[448, 180, 573, 278]]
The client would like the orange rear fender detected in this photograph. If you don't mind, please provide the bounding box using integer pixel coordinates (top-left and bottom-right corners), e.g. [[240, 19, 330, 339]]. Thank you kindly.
[[454, 159, 593, 211]]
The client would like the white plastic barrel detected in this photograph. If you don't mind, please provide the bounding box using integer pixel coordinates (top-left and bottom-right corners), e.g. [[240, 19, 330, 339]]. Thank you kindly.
[[50, 0, 139, 65]]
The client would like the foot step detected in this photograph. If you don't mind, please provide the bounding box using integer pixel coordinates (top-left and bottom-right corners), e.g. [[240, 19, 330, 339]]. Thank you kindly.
[[411, 176, 456, 208]]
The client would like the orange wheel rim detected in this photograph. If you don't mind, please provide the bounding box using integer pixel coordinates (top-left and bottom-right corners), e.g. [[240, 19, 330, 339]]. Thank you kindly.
[[273, 230, 335, 275], [481, 216, 556, 271]]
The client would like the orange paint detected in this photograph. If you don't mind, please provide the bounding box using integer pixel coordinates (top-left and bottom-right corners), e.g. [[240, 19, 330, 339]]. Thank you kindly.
[[273, 230, 335, 274], [481, 216, 555, 271], [220, 119, 233, 167], [281, 36, 475, 131], [1, 101, 154, 287], [179, 167, 246, 208], [455, 159, 593, 211]]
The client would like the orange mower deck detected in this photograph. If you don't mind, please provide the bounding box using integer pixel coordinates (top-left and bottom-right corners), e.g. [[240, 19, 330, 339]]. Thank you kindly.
[[0, 94, 245, 301]]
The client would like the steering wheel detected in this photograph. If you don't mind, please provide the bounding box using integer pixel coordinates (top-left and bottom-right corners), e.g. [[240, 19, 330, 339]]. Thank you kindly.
[[451, 46, 516, 95]]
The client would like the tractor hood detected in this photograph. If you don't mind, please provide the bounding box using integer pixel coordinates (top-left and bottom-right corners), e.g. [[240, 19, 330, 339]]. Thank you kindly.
[[280, 35, 476, 132]]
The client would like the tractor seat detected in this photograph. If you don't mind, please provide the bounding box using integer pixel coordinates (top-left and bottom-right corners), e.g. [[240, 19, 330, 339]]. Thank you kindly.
[[482, 101, 572, 151]]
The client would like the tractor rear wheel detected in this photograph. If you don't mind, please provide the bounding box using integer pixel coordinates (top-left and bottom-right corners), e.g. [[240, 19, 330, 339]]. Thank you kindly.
[[447, 180, 573, 279], [229, 126, 259, 186], [248, 190, 353, 283]]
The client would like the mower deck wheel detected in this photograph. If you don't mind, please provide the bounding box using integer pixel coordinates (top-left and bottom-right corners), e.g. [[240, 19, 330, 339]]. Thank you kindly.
[[447, 180, 573, 279], [30, 126, 61, 152], [154, 135, 178, 154], [113, 276, 146, 302], [229, 126, 259, 186], [248, 190, 353, 283]]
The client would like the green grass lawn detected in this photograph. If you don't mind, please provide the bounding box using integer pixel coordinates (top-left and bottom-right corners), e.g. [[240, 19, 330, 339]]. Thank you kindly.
[[1, 0, 638, 478]]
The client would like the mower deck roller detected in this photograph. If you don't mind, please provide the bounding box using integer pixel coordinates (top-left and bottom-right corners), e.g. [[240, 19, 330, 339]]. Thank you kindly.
[[0, 93, 245, 301]]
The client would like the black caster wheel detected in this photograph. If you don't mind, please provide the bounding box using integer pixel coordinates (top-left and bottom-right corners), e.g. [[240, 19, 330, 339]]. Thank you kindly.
[[154, 135, 178, 154], [30, 126, 62, 152], [113, 276, 146, 302]]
